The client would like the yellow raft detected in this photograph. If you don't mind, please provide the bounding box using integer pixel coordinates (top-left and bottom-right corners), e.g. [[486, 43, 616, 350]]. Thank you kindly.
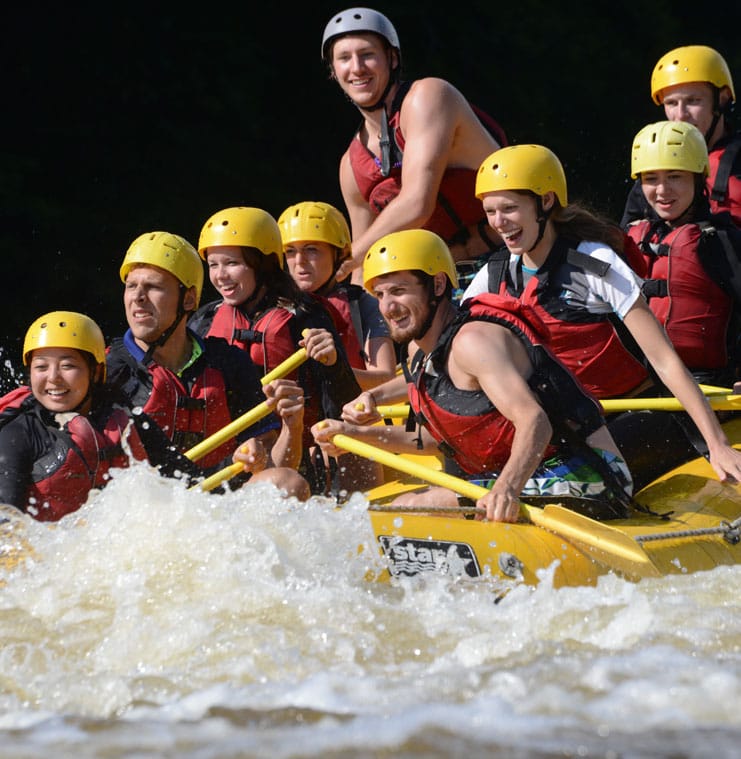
[[362, 417, 741, 588]]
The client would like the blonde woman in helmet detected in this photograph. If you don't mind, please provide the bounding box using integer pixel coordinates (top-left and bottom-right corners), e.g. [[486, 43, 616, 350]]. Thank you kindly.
[[106, 231, 311, 501], [621, 45, 740, 227], [0, 312, 220, 520], [627, 120, 741, 387], [321, 7, 506, 285], [278, 200, 396, 390], [190, 207, 379, 496], [313, 229, 634, 523], [465, 144, 741, 490]]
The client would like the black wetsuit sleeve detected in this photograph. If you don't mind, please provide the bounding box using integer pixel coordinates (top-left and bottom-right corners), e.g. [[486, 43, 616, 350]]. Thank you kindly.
[[126, 408, 251, 490], [294, 301, 363, 419], [127, 410, 205, 483], [0, 414, 39, 510]]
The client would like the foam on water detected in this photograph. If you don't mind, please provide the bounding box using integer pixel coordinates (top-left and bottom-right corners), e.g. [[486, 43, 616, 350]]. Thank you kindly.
[[2, 461, 741, 757]]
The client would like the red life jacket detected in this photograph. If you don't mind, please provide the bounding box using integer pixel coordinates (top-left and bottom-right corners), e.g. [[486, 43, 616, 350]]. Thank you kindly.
[[316, 291, 365, 370], [408, 294, 603, 475], [708, 135, 741, 227], [0, 385, 32, 413], [207, 302, 297, 376], [348, 80, 506, 245], [627, 219, 733, 370], [138, 363, 236, 467], [204, 300, 352, 447], [485, 240, 650, 398], [29, 408, 147, 522]]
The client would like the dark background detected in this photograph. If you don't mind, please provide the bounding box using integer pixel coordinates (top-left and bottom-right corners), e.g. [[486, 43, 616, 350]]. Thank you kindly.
[[2, 2, 738, 382]]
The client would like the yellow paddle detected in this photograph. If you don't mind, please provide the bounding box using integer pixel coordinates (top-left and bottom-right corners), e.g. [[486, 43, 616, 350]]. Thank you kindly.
[[601, 394, 741, 413], [375, 387, 740, 419], [331, 433, 661, 578], [187, 345, 309, 491], [195, 462, 245, 492], [184, 346, 308, 463]]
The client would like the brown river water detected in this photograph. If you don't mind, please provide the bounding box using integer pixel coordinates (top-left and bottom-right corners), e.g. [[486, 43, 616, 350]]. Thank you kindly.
[[1, 462, 740, 758]]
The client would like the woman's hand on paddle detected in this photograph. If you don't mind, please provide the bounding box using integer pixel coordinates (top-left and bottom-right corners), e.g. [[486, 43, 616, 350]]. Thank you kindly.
[[232, 437, 268, 475], [300, 328, 337, 367], [264, 379, 304, 429], [311, 419, 352, 458], [342, 392, 381, 425]]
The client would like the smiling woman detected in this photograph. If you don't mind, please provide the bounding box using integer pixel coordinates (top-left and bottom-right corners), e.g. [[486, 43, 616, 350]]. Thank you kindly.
[[627, 120, 741, 386], [0, 311, 156, 520]]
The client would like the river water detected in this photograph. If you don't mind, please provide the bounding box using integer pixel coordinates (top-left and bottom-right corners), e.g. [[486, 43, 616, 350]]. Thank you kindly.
[[1, 461, 740, 759]]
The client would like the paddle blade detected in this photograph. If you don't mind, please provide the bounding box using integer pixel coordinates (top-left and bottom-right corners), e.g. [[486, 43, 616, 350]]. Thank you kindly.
[[521, 503, 661, 579]]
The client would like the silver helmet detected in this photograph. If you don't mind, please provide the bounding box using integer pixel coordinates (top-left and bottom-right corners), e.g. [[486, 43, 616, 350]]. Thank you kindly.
[[321, 7, 400, 63]]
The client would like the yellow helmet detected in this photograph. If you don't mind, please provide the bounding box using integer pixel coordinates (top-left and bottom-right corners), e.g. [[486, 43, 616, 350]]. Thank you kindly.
[[630, 120, 709, 178], [363, 229, 458, 293], [120, 231, 204, 305], [198, 206, 284, 268], [278, 201, 351, 255], [651, 45, 735, 105], [475, 145, 568, 206], [23, 311, 106, 379]]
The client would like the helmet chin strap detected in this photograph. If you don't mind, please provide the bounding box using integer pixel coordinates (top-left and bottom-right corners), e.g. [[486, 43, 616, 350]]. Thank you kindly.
[[527, 196, 551, 253], [142, 286, 189, 364], [315, 248, 349, 295], [350, 53, 400, 177], [68, 357, 102, 414], [410, 279, 440, 343], [704, 87, 724, 144]]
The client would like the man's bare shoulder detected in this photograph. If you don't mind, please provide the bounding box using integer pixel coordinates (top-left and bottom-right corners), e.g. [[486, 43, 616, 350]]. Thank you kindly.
[[405, 77, 467, 107], [452, 319, 514, 360]]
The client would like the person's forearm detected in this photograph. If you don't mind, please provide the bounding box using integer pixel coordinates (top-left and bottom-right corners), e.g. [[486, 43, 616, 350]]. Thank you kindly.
[[366, 373, 409, 405], [268, 423, 304, 470], [495, 417, 551, 496], [341, 421, 435, 455]]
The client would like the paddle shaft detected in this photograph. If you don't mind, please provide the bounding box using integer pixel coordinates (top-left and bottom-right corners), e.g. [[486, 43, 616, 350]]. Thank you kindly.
[[184, 347, 308, 462], [333, 434, 488, 501], [601, 394, 741, 412], [376, 391, 741, 419], [194, 462, 245, 492]]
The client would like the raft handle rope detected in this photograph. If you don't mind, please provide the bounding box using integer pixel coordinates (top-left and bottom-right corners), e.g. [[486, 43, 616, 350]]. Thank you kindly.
[[632, 515, 741, 546]]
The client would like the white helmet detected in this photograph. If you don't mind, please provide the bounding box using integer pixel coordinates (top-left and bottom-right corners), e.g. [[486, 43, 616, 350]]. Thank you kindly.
[[321, 7, 400, 62]]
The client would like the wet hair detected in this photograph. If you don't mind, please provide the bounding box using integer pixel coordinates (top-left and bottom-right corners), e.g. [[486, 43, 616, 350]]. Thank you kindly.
[[509, 190, 625, 255], [550, 200, 626, 254], [241, 247, 320, 313]]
